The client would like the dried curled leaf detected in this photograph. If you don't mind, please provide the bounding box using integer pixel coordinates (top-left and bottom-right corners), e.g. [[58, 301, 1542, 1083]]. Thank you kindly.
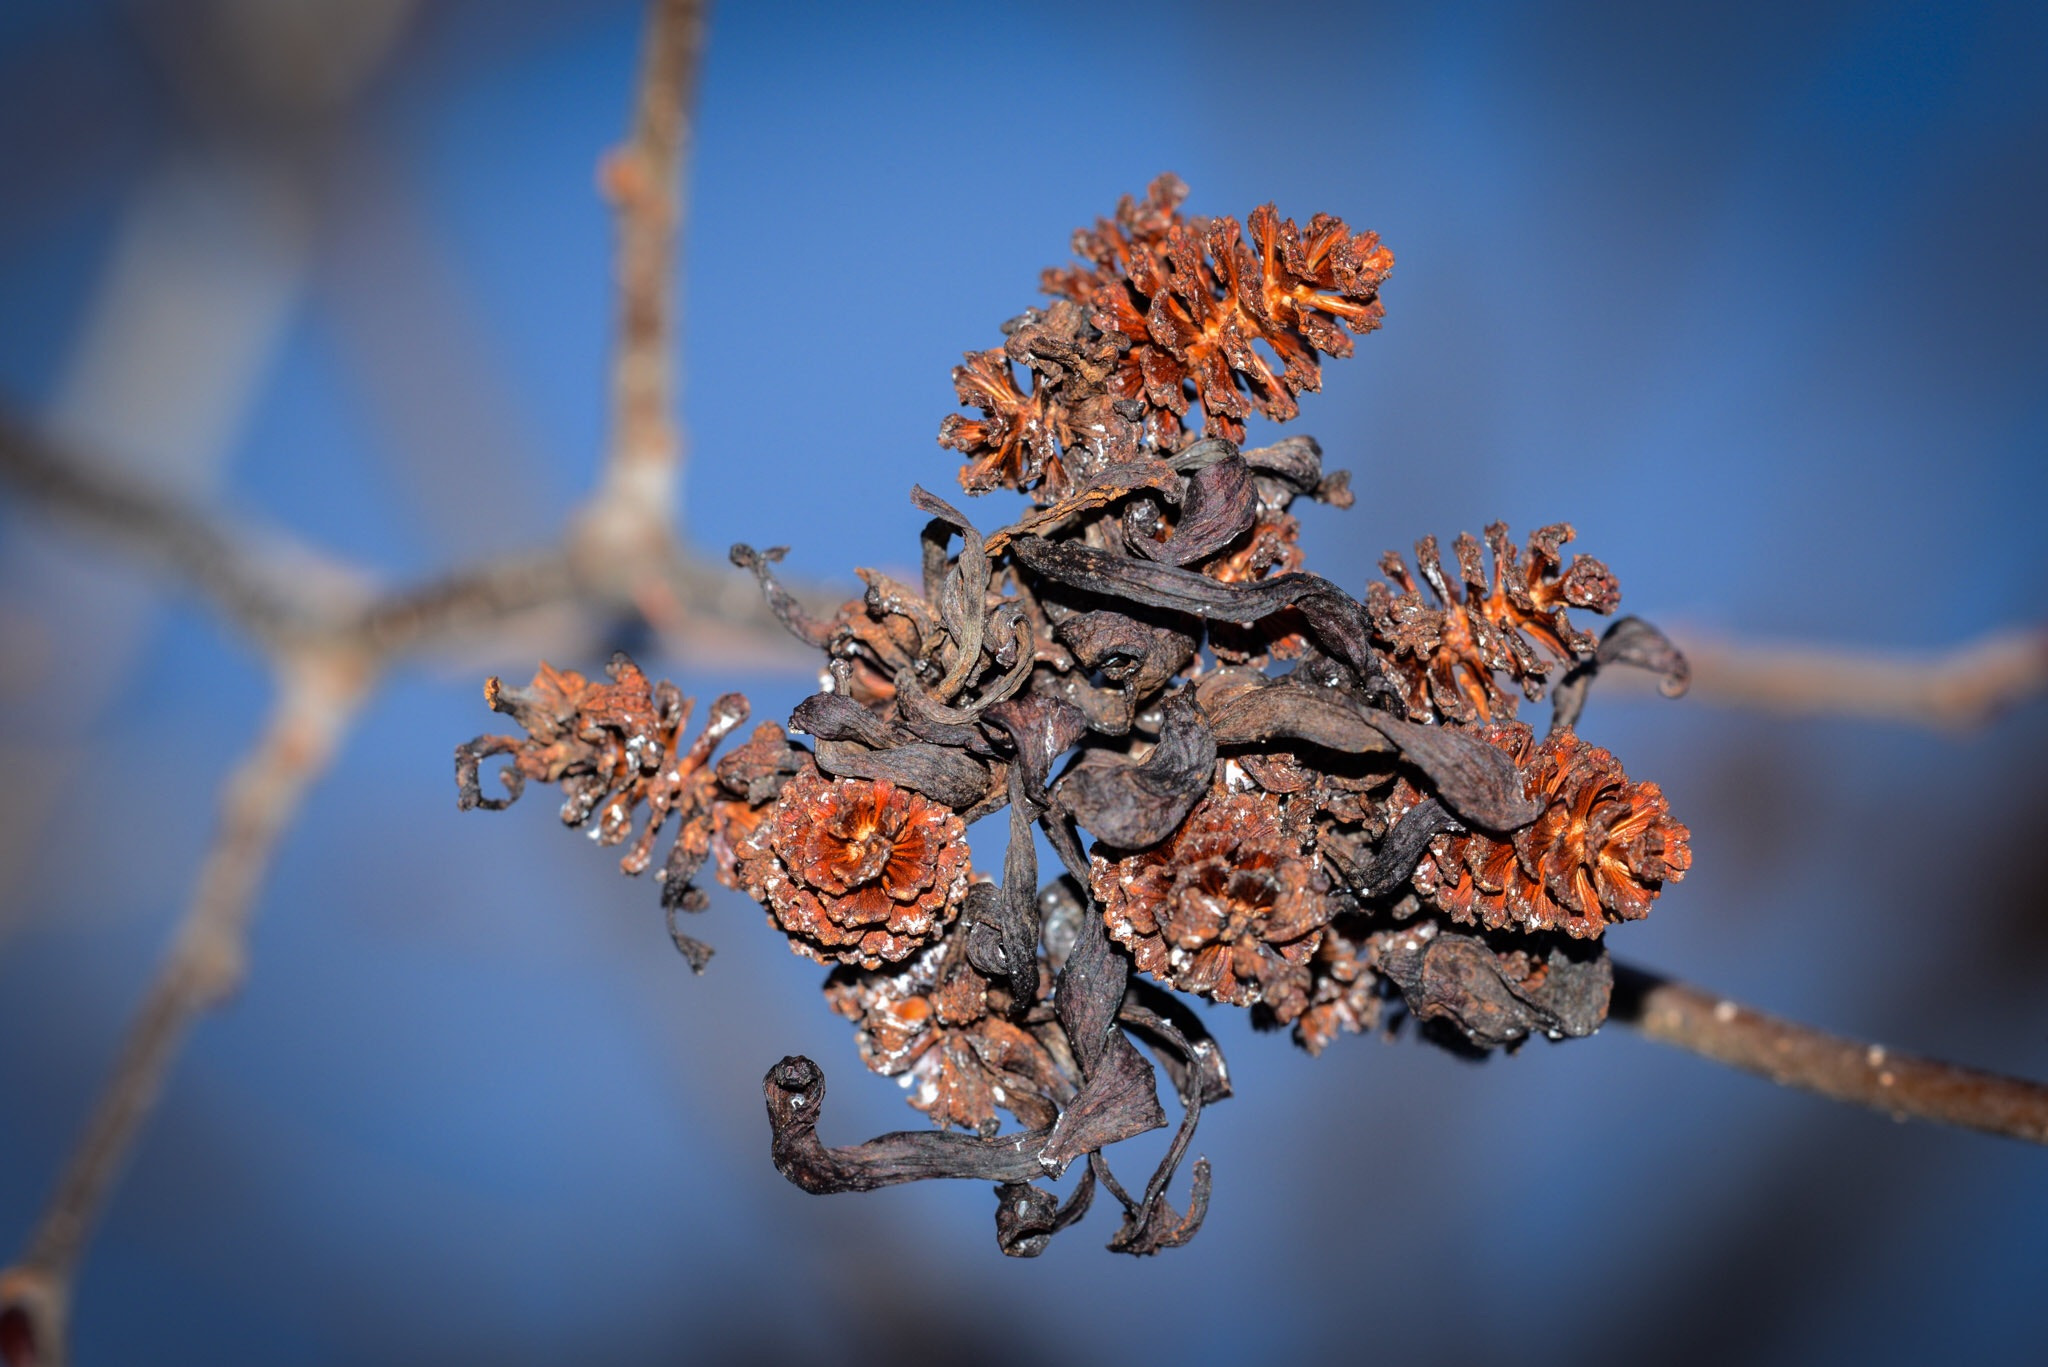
[[1548, 615, 1692, 734], [1054, 692, 1216, 849], [1374, 922, 1614, 1050]]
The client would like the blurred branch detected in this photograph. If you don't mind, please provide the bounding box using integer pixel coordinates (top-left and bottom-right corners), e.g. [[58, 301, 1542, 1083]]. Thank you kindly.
[[0, 1, 825, 676], [0, 653, 369, 1367], [0, 410, 355, 647], [577, 0, 706, 570], [0, 414, 829, 669], [1612, 963, 2048, 1147], [0, 7, 767, 1362], [1673, 627, 2048, 729]]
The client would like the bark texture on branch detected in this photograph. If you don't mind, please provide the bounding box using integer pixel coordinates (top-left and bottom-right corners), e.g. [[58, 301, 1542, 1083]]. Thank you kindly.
[[1612, 964, 2048, 1147]]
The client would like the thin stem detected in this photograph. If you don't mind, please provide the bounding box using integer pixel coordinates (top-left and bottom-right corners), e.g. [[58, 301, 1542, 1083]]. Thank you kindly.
[[1611, 963, 2048, 1147], [0, 655, 368, 1367], [1673, 627, 2048, 730]]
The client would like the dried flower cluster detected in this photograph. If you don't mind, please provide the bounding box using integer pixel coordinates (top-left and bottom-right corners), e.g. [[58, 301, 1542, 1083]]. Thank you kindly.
[[457, 178, 1692, 1257]]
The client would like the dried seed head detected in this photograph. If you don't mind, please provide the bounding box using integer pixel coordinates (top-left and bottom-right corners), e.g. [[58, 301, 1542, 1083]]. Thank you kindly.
[[735, 771, 972, 968], [1367, 522, 1621, 723], [1290, 914, 1386, 1055], [824, 933, 1072, 1136], [1043, 178, 1394, 449], [1092, 789, 1333, 1017], [942, 176, 1394, 498], [1403, 722, 1691, 939], [454, 655, 748, 906]]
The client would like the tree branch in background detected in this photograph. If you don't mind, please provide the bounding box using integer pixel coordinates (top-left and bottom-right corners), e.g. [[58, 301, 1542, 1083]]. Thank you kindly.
[[1671, 627, 2048, 730], [578, 0, 707, 575], [0, 7, 735, 1362], [0, 656, 369, 1367], [0, 411, 362, 648], [0, 414, 829, 670], [1612, 963, 2048, 1147]]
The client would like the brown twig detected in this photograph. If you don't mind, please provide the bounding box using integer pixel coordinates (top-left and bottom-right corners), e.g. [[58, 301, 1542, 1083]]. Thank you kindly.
[[0, 653, 369, 1367], [578, 0, 707, 573], [1671, 627, 2048, 730], [1611, 963, 2048, 1147]]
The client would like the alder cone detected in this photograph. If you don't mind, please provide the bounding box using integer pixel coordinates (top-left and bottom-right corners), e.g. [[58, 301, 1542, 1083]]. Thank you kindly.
[[1092, 789, 1332, 1017], [454, 655, 748, 905], [735, 771, 971, 968], [1042, 175, 1394, 448], [824, 936, 1073, 1137], [1291, 914, 1383, 1055], [1367, 522, 1620, 723], [1409, 723, 1691, 939], [942, 176, 1396, 501]]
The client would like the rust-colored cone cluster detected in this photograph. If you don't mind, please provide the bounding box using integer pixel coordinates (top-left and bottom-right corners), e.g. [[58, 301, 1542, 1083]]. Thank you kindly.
[[942, 174, 1393, 501], [458, 176, 1700, 1262]]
